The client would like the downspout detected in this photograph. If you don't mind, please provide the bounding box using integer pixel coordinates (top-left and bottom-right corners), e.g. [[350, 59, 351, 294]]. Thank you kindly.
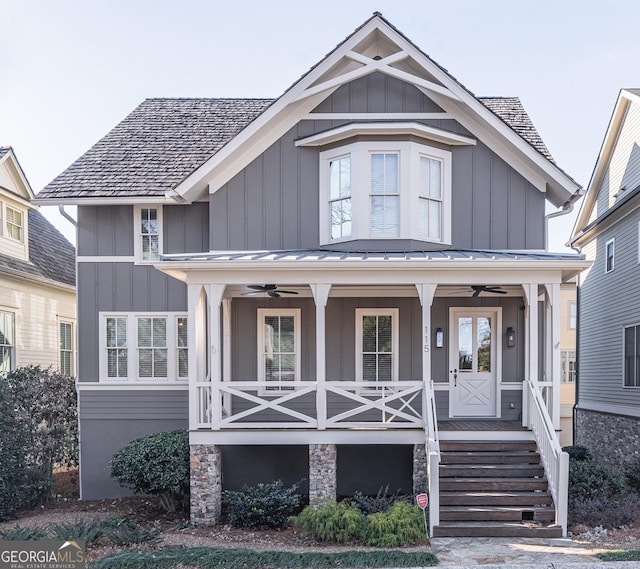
[[544, 201, 575, 251], [58, 204, 77, 227]]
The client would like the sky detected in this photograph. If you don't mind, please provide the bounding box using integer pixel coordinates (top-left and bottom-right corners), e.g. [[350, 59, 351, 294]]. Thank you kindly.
[[2, 0, 640, 251]]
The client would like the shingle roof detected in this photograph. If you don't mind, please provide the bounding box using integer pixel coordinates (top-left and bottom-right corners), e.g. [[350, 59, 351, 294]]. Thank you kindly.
[[626, 88, 640, 97], [0, 210, 75, 288], [38, 95, 557, 201], [0, 147, 10, 160], [479, 97, 554, 163], [38, 98, 273, 200]]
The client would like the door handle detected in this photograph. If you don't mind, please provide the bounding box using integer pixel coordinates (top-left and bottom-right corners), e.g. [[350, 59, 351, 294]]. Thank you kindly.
[[450, 369, 458, 387]]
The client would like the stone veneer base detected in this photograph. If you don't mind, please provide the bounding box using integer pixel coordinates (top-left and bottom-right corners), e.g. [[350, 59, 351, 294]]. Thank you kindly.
[[309, 443, 337, 504], [190, 444, 222, 526]]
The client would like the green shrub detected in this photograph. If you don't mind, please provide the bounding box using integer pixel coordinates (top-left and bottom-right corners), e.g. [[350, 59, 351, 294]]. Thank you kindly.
[[0, 524, 50, 540], [222, 480, 302, 529], [562, 445, 591, 462], [104, 519, 163, 546], [624, 456, 640, 493], [293, 501, 365, 543], [49, 518, 106, 546], [361, 502, 426, 547], [351, 485, 412, 514], [569, 459, 624, 505], [110, 430, 189, 513]]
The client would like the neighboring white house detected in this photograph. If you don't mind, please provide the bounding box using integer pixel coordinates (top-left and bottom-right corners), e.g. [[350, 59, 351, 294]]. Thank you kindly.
[[0, 147, 76, 375], [570, 89, 640, 465]]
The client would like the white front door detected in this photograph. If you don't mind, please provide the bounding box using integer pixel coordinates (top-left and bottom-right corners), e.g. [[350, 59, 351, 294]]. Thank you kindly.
[[449, 308, 500, 418]]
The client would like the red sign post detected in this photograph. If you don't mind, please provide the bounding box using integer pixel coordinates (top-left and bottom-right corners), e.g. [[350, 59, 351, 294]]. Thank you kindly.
[[416, 493, 429, 537]]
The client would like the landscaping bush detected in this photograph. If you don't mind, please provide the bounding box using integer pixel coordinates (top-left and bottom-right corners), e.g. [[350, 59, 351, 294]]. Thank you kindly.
[[624, 456, 640, 493], [103, 519, 163, 546], [351, 485, 412, 514], [361, 502, 426, 547], [568, 458, 624, 505], [569, 494, 640, 528], [222, 480, 302, 529], [562, 445, 591, 462], [110, 430, 189, 513], [49, 518, 107, 546], [294, 501, 365, 543], [0, 524, 50, 540]]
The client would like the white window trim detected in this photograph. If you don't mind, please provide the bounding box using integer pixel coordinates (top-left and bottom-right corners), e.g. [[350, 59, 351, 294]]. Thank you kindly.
[[355, 308, 399, 393], [257, 308, 301, 395], [58, 318, 75, 377], [605, 238, 615, 273], [623, 322, 640, 389], [568, 301, 577, 330], [98, 312, 187, 383], [560, 350, 576, 383], [133, 204, 163, 264], [319, 141, 452, 246], [0, 308, 16, 374]]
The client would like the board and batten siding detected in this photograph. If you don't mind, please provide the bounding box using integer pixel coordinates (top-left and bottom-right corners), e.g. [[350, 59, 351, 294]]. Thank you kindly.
[[578, 210, 640, 416], [209, 73, 545, 252], [0, 274, 75, 371], [592, 100, 640, 224], [79, 389, 188, 499]]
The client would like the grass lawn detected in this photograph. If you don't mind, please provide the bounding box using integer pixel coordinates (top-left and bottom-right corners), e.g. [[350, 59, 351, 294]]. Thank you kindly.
[[596, 550, 640, 562], [90, 546, 439, 569]]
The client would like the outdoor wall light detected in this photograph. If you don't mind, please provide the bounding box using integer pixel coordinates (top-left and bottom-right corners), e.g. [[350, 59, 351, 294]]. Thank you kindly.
[[435, 327, 444, 348], [506, 326, 516, 348]]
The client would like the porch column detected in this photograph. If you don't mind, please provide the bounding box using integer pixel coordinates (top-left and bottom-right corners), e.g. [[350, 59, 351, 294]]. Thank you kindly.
[[522, 283, 539, 427], [207, 284, 226, 430], [311, 284, 331, 430], [187, 284, 203, 430], [545, 283, 561, 427], [222, 298, 232, 417], [416, 284, 437, 384]]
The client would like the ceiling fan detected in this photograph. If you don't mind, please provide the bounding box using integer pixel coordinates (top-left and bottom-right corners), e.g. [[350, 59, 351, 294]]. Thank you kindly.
[[242, 284, 299, 298], [471, 285, 507, 297]]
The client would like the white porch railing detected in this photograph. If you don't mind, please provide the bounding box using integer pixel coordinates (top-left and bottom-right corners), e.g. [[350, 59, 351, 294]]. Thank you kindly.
[[423, 381, 440, 535], [195, 380, 425, 430], [524, 379, 569, 536]]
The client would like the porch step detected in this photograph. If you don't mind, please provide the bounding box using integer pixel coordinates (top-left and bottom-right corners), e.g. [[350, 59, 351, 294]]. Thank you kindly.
[[432, 521, 563, 538], [440, 464, 545, 478], [434, 440, 558, 538], [440, 505, 556, 522]]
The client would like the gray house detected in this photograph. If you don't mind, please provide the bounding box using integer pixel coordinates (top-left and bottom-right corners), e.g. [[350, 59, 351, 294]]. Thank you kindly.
[[570, 88, 640, 464], [37, 14, 587, 537]]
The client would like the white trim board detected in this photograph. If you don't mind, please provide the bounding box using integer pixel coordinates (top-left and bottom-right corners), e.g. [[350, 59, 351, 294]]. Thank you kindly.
[[77, 382, 188, 391]]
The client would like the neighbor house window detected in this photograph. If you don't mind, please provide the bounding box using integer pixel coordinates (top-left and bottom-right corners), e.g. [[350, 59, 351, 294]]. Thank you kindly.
[[257, 309, 300, 392], [568, 302, 577, 330], [319, 141, 452, 246], [0, 311, 15, 373], [561, 350, 576, 383], [6, 206, 23, 241], [134, 205, 162, 263], [59, 321, 74, 376], [605, 238, 615, 273], [356, 308, 399, 389], [624, 324, 640, 387], [329, 155, 351, 240], [370, 153, 399, 237], [101, 313, 187, 381]]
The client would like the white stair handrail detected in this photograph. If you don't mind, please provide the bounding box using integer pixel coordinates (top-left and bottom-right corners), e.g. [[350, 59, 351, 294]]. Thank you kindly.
[[423, 381, 440, 535]]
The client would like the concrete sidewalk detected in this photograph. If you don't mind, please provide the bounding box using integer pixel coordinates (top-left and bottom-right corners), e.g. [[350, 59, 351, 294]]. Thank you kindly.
[[428, 536, 634, 567]]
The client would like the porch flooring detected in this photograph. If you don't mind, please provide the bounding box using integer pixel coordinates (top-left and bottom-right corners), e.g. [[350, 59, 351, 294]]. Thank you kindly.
[[438, 420, 526, 432]]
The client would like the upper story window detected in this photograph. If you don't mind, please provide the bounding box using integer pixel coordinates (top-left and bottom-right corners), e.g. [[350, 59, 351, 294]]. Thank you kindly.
[[319, 141, 451, 246], [100, 312, 187, 382], [5, 206, 23, 242], [624, 323, 640, 388], [0, 310, 15, 374], [605, 238, 615, 273], [134, 205, 162, 263], [568, 302, 577, 330]]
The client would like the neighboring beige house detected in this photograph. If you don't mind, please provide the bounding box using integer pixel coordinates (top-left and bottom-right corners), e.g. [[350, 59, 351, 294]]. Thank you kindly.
[[0, 147, 75, 375], [559, 281, 576, 447]]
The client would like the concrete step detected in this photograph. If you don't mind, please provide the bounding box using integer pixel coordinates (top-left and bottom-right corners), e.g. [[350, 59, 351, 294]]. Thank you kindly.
[[432, 521, 563, 538], [440, 491, 554, 506], [440, 505, 556, 522]]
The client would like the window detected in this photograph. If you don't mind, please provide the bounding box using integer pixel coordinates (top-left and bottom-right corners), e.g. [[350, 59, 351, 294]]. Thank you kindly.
[[134, 205, 162, 263], [568, 302, 577, 330], [257, 309, 300, 391], [605, 238, 615, 273], [6, 206, 23, 241], [101, 313, 187, 381], [59, 321, 74, 376], [319, 141, 451, 245], [356, 308, 399, 389], [0, 311, 15, 374], [419, 155, 443, 240], [370, 153, 399, 237], [624, 324, 640, 387], [561, 350, 576, 383], [329, 156, 351, 239]]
